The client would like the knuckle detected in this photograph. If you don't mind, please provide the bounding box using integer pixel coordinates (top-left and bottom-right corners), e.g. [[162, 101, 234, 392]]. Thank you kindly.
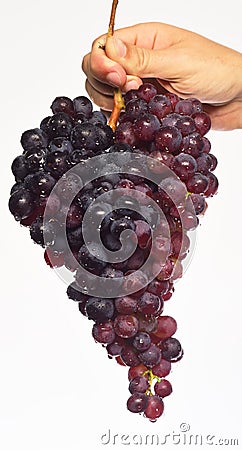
[[82, 54, 89, 74], [136, 48, 151, 75]]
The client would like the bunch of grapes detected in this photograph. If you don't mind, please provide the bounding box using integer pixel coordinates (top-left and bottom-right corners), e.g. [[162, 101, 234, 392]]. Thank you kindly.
[[8, 82, 218, 421]]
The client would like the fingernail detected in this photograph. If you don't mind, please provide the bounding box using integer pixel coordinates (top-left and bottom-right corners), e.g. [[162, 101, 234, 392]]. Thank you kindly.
[[124, 80, 140, 91], [112, 37, 127, 58], [106, 71, 122, 87]]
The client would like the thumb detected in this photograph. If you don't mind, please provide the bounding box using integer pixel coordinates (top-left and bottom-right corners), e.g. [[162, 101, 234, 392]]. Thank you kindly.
[[105, 36, 173, 80]]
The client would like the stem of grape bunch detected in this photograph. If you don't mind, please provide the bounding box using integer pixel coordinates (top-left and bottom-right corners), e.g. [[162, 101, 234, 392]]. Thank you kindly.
[[107, 0, 125, 131]]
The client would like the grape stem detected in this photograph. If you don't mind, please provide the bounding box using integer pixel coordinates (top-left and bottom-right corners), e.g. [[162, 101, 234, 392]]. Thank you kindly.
[[143, 369, 161, 396], [107, 0, 119, 38], [107, 0, 125, 131]]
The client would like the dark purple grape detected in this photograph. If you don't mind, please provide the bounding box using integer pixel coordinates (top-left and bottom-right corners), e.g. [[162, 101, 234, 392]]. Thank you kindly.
[[147, 279, 168, 297], [153, 315, 177, 339], [174, 99, 195, 115], [44, 150, 70, 178], [172, 153, 197, 181], [69, 148, 94, 165], [159, 337, 183, 362], [24, 148, 46, 173], [115, 122, 137, 146], [78, 299, 88, 316], [209, 154, 218, 171], [9, 188, 36, 221], [133, 113, 160, 141], [51, 96, 75, 116], [30, 217, 59, 246], [148, 95, 173, 119], [92, 321, 115, 344], [152, 359, 171, 377], [171, 231, 190, 258], [187, 172, 209, 194], [74, 113, 87, 125], [144, 395, 164, 420], [137, 292, 162, 316], [48, 137, 73, 153], [138, 344, 161, 368], [65, 203, 83, 229], [71, 123, 113, 152], [78, 243, 107, 275], [138, 83, 157, 101], [138, 315, 158, 333], [180, 132, 204, 158], [190, 193, 206, 214], [202, 136, 211, 153], [125, 98, 148, 118], [24, 172, 56, 197], [196, 153, 213, 174], [11, 155, 29, 181], [120, 346, 140, 366], [115, 296, 137, 314], [190, 98, 203, 113], [192, 111, 211, 135], [133, 332, 151, 352], [154, 379, 172, 398], [180, 209, 199, 230], [40, 116, 52, 134], [204, 172, 219, 197], [176, 116, 196, 136], [66, 281, 89, 302], [165, 92, 180, 108], [162, 113, 181, 127], [21, 128, 48, 152], [107, 337, 125, 356], [127, 393, 148, 413], [88, 111, 107, 126], [129, 376, 149, 394], [73, 96, 93, 117], [124, 89, 139, 104], [155, 126, 182, 154], [46, 113, 74, 139], [128, 364, 148, 381], [10, 182, 23, 195], [85, 297, 115, 322], [114, 314, 139, 338]]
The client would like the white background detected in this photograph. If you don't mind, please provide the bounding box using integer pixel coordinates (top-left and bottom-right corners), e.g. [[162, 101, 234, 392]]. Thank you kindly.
[[1, 1, 242, 449]]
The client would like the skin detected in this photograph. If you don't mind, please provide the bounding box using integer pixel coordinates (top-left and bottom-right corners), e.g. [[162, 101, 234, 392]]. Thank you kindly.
[[82, 23, 242, 130]]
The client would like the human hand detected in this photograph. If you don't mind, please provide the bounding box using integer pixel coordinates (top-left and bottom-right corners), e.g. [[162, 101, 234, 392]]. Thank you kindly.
[[82, 22, 242, 130]]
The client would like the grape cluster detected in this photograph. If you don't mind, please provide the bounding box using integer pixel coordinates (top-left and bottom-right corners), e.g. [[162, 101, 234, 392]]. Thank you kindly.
[[8, 83, 218, 422]]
